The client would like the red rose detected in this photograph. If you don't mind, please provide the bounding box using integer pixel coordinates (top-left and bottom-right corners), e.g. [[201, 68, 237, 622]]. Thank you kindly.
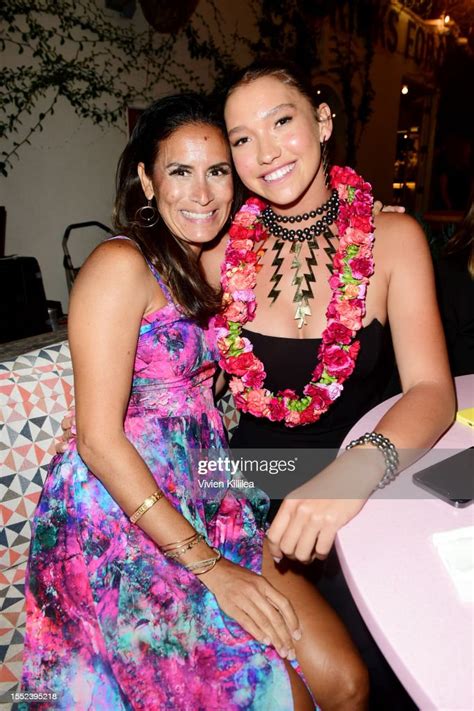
[[303, 383, 332, 409], [351, 215, 372, 232], [322, 321, 353, 345], [229, 224, 249, 240], [311, 361, 324, 380], [224, 351, 256, 376], [268, 399, 286, 421], [253, 222, 266, 241], [225, 252, 243, 268], [278, 388, 298, 399], [299, 406, 317, 425], [242, 366, 265, 388], [349, 257, 373, 279], [322, 345, 355, 378], [349, 341, 360, 359], [233, 391, 248, 412]]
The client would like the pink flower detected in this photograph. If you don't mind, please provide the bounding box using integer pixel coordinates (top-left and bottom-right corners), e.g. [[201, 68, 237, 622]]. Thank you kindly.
[[351, 214, 372, 232], [233, 289, 255, 302], [303, 383, 332, 409], [326, 382, 344, 400], [278, 388, 298, 399], [311, 361, 324, 380], [246, 389, 270, 417], [268, 398, 286, 421], [349, 341, 361, 359], [322, 321, 353, 345], [223, 301, 248, 323], [217, 336, 231, 355], [322, 345, 355, 378], [349, 257, 373, 279], [285, 410, 301, 427], [229, 224, 249, 240], [242, 366, 265, 388], [229, 378, 244, 395], [344, 284, 362, 299], [224, 351, 257, 376], [227, 268, 256, 291], [231, 239, 254, 252], [253, 222, 267, 241], [336, 300, 363, 330], [235, 210, 258, 228], [340, 227, 368, 247]]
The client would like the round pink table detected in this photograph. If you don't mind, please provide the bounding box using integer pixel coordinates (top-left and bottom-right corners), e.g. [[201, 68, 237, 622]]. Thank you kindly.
[[336, 374, 474, 711]]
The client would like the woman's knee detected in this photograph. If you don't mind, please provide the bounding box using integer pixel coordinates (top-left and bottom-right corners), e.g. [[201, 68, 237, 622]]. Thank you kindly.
[[331, 651, 369, 710]]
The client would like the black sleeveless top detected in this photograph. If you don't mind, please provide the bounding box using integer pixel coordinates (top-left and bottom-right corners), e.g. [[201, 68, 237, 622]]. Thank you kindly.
[[231, 319, 398, 451]]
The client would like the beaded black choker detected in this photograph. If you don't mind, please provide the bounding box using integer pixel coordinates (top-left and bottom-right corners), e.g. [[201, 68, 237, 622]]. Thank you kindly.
[[261, 188, 339, 242]]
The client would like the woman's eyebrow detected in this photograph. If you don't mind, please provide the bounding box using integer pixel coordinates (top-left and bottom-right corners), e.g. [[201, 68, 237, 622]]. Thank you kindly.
[[208, 161, 232, 170], [166, 162, 192, 170], [228, 103, 296, 136]]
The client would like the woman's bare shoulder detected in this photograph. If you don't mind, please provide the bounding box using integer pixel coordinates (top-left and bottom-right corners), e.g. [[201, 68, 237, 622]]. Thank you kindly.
[[373, 212, 429, 257]]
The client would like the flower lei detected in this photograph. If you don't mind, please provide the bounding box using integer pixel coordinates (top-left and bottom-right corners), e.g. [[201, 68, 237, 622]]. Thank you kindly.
[[215, 166, 375, 427]]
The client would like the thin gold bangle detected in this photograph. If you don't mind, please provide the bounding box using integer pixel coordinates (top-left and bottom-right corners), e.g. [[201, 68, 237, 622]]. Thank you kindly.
[[161, 532, 199, 551], [186, 548, 222, 575], [129, 490, 164, 524]]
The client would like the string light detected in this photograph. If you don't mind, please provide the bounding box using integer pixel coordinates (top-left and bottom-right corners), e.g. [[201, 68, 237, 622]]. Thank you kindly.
[[444, 14, 450, 24], [401, 84, 409, 95]]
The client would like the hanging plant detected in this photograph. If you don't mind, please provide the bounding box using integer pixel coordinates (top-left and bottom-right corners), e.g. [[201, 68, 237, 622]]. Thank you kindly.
[[0, 0, 247, 176]]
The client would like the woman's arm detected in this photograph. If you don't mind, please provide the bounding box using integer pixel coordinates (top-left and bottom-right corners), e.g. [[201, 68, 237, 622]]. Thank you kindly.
[[70, 240, 300, 656], [267, 214, 455, 563]]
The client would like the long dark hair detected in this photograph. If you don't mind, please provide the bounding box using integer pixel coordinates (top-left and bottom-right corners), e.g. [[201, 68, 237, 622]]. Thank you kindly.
[[114, 93, 234, 326]]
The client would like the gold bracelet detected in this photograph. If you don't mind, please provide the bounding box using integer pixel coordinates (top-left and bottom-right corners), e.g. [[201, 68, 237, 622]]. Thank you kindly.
[[164, 534, 204, 560], [161, 532, 198, 552], [185, 548, 222, 575], [129, 490, 164, 524]]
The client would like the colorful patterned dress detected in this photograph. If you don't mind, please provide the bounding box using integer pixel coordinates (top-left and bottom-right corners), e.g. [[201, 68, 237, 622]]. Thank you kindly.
[[20, 257, 303, 711]]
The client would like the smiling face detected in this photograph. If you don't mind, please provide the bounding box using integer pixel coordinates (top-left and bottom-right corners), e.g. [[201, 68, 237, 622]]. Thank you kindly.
[[138, 123, 233, 251], [225, 75, 332, 211]]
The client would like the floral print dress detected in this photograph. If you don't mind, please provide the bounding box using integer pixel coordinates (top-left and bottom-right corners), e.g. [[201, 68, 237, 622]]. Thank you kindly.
[[20, 253, 305, 710]]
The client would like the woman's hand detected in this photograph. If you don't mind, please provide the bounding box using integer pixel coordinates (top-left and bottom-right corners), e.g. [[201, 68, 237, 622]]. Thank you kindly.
[[56, 414, 74, 453], [201, 557, 301, 659], [266, 447, 384, 564], [373, 200, 405, 215], [266, 497, 365, 564]]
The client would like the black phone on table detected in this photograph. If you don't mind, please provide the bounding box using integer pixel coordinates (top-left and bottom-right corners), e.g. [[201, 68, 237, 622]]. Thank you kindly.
[[412, 447, 474, 507]]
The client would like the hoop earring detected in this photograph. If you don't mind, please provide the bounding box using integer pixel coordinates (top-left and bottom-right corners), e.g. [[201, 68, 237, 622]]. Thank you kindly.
[[321, 139, 330, 189], [135, 199, 160, 228]]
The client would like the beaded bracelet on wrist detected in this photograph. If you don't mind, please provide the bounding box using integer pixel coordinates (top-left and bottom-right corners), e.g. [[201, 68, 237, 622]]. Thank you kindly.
[[346, 432, 400, 489]]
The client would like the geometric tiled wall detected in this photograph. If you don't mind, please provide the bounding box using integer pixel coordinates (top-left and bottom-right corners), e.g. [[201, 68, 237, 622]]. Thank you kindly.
[[0, 341, 73, 706]]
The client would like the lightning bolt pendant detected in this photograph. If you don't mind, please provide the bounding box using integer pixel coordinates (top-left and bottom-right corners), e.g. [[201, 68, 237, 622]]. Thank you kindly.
[[322, 227, 336, 273], [292, 238, 320, 329], [267, 238, 285, 303]]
